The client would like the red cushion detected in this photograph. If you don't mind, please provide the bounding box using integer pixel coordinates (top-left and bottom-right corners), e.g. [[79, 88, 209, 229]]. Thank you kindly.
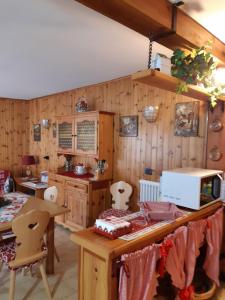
[[99, 208, 132, 219]]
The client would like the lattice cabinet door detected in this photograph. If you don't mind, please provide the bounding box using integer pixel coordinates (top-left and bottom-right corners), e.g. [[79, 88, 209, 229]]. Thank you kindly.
[[74, 115, 98, 156], [57, 116, 75, 154]]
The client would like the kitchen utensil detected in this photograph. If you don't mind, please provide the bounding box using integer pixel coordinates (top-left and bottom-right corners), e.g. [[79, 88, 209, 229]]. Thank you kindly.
[[74, 164, 87, 175]]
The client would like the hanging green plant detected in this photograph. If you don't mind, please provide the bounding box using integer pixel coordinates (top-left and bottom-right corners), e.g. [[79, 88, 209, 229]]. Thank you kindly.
[[171, 44, 225, 107]]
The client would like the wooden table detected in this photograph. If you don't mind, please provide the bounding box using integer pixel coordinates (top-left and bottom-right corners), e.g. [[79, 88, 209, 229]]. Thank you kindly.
[[71, 201, 223, 300], [0, 196, 69, 274], [15, 177, 47, 199]]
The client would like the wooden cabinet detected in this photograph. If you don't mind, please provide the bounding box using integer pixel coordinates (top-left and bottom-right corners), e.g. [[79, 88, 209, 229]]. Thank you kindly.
[[54, 111, 113, 230], [65, 181, 88, 230], [57, 111, 113, 156], [57, 116, 75, 154], [48, 173, 110, 231], [74, 114, 98, 156], [57, 111, 114, 180]]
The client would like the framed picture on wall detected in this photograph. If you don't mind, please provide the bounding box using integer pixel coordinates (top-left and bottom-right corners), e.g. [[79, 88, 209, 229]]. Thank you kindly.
[[33, 124, 41, 141], [175, 102, 199, 137], [119, 115, 138, 137]]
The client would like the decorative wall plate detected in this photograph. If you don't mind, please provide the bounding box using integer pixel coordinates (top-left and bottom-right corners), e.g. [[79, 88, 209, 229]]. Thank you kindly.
[[208, 146, 222, 161], [209, 119, 223, 132]]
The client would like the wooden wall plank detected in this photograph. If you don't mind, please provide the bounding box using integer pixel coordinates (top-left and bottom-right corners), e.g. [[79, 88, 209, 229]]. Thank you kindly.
[[0, 98, 28, 176], [26, 75, 207, 206], [207, 103, 225, 170], [0, 75, 207, 206]]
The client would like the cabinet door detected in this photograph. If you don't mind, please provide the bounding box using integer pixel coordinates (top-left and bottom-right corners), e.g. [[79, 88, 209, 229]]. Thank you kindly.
[[74, 116, 98, 156], [65, 186, 88, 230], [57, 117, 75, 154], [89, 188, 107, 225], [48, 177, 65, 223]]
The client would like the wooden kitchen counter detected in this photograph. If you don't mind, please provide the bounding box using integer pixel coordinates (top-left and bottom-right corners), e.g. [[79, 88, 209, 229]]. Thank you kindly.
[[71, 201, 223, 300]]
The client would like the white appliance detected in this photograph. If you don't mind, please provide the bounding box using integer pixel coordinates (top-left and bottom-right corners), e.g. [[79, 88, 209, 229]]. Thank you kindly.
[[161, 168, 223, 210]]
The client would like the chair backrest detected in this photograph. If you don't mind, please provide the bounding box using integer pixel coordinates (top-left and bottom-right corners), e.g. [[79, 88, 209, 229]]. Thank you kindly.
[[44, 186, 58, 203], [110, 181, 133, 210], [11, 209, 50, 265]]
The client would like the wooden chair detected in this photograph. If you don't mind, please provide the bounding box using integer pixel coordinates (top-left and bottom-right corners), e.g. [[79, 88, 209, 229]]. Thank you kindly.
[[0, 209, 52, 300], [44, 186, 60, 262], [44, 186, 58, 203], [99, 181, 133, 218]]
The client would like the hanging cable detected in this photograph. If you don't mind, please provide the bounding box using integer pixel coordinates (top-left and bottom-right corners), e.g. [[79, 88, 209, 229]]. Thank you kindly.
[[148, 35, 154, 69]]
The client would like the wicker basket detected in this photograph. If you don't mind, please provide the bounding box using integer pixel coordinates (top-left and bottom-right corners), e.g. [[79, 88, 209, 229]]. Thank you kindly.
[[193, 281, 217, 300]]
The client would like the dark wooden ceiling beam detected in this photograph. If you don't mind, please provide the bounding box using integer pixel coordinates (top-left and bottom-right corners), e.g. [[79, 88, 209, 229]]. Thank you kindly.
[[76, 0, 172, 37], [75, 0, 225, 62]]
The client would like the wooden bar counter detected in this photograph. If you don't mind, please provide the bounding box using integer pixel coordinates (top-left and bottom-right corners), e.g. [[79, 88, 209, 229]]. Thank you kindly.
[[71, 201, 223, 300]]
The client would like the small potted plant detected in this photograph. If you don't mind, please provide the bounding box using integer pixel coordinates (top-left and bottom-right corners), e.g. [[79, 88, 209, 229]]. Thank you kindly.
[[171, 43, 225, 107]]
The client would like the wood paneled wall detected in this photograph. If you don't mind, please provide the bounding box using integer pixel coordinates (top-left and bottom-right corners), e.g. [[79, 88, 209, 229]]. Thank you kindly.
[[0, 98, 29, 176], [27, 76, 208, 208], [207, 102, 225, 171]]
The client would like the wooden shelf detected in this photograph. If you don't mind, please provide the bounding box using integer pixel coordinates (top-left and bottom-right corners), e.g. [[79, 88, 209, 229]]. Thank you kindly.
[[132, 69, 225, 102]]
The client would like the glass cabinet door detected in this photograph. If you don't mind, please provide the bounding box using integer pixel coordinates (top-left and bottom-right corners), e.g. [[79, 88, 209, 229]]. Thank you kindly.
[[57, 118, 74, 153], [75, 116, 98, 155]]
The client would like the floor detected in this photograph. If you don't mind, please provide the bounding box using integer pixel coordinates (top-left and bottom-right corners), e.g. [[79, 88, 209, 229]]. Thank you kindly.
[[214, 283, 225, 300], [1, 225, 225, 300], [0, 225, 78, 300]]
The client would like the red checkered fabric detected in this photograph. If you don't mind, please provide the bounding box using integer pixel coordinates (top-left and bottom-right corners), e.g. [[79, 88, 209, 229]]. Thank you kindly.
[[99, 208, 132, 219], [0, 240, 47, 270]]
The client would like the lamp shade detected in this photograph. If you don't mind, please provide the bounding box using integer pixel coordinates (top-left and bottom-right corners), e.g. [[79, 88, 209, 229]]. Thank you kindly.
[[21, 155, 36, 166]]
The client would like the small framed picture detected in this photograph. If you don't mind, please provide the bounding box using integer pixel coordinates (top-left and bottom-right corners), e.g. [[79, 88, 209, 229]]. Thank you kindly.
[[175, 102, 199, 137], [33, 124, 41, 141], [119, 115, 138, 137], [52, 122, 57, 138]]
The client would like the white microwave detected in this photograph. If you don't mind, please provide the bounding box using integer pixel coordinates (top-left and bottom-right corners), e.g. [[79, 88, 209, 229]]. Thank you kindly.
[[161, 168, 223, 210]]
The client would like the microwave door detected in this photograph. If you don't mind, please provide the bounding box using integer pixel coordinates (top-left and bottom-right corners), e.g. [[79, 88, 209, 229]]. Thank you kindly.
[[212, 175, 221, 199]]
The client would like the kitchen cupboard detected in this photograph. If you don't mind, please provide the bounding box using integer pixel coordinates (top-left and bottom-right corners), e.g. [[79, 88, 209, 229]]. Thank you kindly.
[[57, 111, 114, 180], [48, 173, 110, 231]]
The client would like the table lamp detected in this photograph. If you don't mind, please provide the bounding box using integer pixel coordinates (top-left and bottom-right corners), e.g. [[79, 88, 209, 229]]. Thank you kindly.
[[21, 155, 36, 177]]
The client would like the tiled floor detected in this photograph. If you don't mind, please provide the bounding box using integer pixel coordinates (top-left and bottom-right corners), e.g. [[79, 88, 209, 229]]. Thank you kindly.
[[0, 225, 78, 300], [1, 225, 225, 300]]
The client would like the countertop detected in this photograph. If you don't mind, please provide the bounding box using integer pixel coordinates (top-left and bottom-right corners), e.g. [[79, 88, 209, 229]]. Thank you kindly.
[[57, 171, 94, 179]]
